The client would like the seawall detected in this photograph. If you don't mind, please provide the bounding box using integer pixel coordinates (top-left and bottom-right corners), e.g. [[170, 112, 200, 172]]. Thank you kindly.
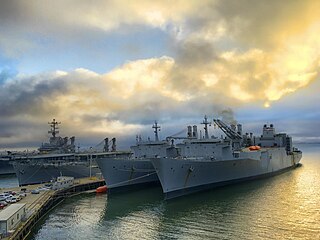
[[9, 178, 105, 240]]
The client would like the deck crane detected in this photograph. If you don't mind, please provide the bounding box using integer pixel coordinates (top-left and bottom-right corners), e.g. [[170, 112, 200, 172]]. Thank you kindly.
[[213, 119, 242, 140]]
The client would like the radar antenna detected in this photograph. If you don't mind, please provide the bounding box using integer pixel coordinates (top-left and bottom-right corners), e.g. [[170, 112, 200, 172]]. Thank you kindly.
[[152, 121, 161, 141], [48, 119, 61, 138], [201, 115, 211, 139]]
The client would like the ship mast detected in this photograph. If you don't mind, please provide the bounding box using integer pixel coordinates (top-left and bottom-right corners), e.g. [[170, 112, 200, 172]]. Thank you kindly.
[[152, 121, 160, 141], [48, 119, 61, 138], [201, 115, 211, 139]]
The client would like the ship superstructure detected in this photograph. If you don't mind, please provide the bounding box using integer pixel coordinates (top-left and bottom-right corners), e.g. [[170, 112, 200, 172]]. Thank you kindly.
[[38, 119, 75, 153], [11, 119, 109, 186], [151, 116, 302, 199], [96, 121, 174, 192]]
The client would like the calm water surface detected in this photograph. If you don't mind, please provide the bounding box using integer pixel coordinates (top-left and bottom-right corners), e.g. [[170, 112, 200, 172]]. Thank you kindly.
[[9, 144, 320, 239], [0, 174, 18, 189]]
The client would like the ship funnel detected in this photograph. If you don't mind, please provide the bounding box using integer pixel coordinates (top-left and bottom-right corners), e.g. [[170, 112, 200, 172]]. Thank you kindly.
[[237, 124, 242, 136], [70, 136, 75, 145], [192, 125, 198, 139], [64, 137, 68, 146], [104, 138, 109, 152], [187, 126, 192, 138], [111, 138, 116, 152], [70, 136, 75, 152]]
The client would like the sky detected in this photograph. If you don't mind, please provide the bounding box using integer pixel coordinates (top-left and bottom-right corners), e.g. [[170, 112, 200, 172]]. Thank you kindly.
[[0, 0, 319, 150]]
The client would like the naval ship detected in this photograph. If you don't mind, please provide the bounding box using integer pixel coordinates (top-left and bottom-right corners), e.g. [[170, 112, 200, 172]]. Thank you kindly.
[[151, 116, 302, 199], [0, 154, 15, 175], [96, 121, 174, 192], [11, 119, 108, 186]]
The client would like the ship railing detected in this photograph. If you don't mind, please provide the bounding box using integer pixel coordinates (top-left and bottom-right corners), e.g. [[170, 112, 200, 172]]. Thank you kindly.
[[171, 156, 218, 161]]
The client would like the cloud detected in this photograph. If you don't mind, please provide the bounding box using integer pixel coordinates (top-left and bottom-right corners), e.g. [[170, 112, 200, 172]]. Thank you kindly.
[[1, 0, 320, 147], [0, 0, 203, 57], [0, 56, 237, 148], [1, 52, 318, 148]]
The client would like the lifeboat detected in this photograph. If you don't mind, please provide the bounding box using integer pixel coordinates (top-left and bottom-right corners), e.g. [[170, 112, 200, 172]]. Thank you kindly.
[[96, 185, 108, 193], [249, 146, 261, 151]]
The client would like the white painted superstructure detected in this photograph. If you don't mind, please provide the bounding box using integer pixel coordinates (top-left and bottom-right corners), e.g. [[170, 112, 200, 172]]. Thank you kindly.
[[96, 121, 172, 191], [52, 176, 74, 190], [151, 117, 302, 199]]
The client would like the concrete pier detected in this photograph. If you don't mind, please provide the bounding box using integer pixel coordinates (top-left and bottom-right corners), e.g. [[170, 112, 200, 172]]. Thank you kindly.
[[0, 177, 105, 240]]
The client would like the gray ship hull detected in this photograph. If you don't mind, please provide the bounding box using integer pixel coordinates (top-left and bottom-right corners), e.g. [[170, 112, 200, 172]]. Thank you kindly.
[[96, 157, 158, 192], [13, 162, 101, 186], [0, 160, 15, 175], [151, 148, 302, 199]]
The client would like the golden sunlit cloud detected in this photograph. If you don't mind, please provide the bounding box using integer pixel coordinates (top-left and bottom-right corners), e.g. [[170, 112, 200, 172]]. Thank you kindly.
[[1, 0, 320, 146]]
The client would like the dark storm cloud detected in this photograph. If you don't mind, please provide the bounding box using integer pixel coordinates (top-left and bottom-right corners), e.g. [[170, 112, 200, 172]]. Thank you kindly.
[[0, 74, 68, 116]]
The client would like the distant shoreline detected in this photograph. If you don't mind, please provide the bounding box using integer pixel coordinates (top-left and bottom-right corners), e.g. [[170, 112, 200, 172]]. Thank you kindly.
[[294, 142, 320, 145]]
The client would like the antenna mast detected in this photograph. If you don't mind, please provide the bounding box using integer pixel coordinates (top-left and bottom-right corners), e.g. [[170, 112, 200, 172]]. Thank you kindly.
[[152, 121, 161, 141], [48, 119, 61, 138], [201, 115, 211, 139]]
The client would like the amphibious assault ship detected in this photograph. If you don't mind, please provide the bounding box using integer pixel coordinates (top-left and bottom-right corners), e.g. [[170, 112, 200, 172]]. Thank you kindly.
[[151, 116, 302, 199], [96, 121, 174, 192], [12, 119, 108, 186]]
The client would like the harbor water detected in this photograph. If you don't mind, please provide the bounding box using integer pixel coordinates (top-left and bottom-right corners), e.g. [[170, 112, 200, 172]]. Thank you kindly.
[[2, 144, 320, 239], [0, 174, 18, 189]]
